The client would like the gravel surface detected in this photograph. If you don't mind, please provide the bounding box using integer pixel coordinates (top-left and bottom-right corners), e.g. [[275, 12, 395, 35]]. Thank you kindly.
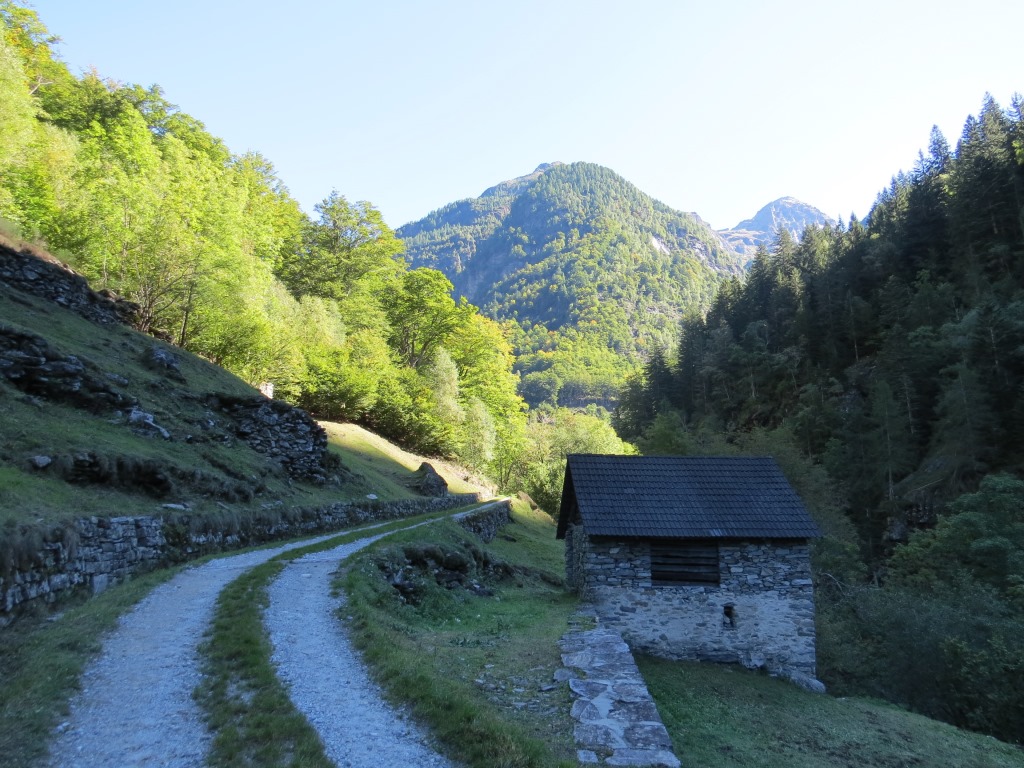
[[45, 527, 380, 768], [265, 523, 458, 768]]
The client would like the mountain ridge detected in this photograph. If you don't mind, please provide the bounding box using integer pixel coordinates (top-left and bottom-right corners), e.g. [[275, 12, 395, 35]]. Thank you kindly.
[[398, 161, 742, 407], [397, 163, 833, 409]]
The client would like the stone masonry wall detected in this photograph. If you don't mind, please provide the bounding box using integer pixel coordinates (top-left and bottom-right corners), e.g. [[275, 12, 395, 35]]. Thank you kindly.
[[1, 493, 481, 622], [457, 500, 511, 542], [564, 522, 589, 591], [579, 537, 817, 678]]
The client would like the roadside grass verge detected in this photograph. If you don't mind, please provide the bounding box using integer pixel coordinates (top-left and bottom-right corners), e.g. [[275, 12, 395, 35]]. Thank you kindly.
[[638, 655, 1024, 768], [195, 505, 482, 768], [339, 501, 578, 768], [0, 567, 179, 768]]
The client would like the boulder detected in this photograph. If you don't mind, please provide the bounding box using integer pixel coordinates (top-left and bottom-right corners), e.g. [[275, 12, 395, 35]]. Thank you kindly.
[[414, 462, 448, 496]]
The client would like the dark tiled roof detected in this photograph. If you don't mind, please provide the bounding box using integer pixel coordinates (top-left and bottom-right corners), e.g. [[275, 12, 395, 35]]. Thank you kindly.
[[556, 454, 821, 540]]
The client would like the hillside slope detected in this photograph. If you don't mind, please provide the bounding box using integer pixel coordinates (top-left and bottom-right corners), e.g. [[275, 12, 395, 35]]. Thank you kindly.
[[0, 236, 486, 540], [399, 162, 743, 407]]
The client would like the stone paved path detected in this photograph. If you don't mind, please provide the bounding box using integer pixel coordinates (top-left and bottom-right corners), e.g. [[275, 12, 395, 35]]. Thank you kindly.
[[558, 626, 680, 767]]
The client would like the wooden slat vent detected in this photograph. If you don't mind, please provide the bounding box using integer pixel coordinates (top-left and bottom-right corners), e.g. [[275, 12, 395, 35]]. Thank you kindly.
[[651, 541, 720, 586]]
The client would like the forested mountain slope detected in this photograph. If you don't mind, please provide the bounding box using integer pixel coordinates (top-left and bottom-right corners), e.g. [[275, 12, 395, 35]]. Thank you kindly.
[[0, 3, 634, 513], [616, 94, 1024, 742], [0, 4, 532, 477], [400, 162, 744, 408]]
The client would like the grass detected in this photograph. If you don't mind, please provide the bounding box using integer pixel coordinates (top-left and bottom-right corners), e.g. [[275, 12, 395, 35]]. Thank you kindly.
[[0, 277, 487, 526], [197, 557, 331, 768], [0, 276, 491, 581], [0, 280, 291, 523], [194, 505, 484, 768], [0, 567, 180, 768], [322, 421, 490, 497], [638, 655, 1024, 768], [339, 500, 579, 768], [0, 501, 483, 768]]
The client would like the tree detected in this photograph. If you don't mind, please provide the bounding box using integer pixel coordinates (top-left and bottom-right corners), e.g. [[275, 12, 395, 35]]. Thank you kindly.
[[0, 32, 34, 169], [383, 268, 472, 369], [277, 191, 404, 302]]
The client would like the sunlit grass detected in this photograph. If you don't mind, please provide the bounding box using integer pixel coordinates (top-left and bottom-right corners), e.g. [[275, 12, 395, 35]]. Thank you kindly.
[[339, 501, 578, 767], [323, 421, 489, 497]]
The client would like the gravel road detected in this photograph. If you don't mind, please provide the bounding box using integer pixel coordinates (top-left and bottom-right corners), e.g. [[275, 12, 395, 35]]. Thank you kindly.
[[43, 515, 459, 768], [265, 525, 457, 768]]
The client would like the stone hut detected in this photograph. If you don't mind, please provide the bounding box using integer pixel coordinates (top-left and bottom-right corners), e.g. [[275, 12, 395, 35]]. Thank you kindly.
[[556, 454, 822, 686]]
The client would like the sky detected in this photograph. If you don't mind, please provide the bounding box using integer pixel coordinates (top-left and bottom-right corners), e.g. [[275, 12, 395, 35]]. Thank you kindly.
[[33, 0, 1023, 231]]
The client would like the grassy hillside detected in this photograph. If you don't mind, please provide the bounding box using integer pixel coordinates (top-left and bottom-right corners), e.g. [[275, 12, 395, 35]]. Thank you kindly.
[[0, 241, 490, 574], [322, 422, 491, 498], [641, 657, 1023, 767]]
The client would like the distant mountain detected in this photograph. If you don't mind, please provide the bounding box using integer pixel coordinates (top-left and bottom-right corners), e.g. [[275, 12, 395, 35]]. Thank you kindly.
[[718, 197, 835, 258], [398, 162, 744, 408]]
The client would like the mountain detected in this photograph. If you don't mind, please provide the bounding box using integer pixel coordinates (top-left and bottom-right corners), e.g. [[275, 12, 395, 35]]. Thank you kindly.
[[398, 162, 743, 408], [718, 197, 835, 258], [400, 162, 744, 310]]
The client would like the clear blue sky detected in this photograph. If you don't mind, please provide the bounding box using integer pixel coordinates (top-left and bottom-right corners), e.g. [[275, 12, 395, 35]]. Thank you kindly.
[[35, 0, 1023, 230]]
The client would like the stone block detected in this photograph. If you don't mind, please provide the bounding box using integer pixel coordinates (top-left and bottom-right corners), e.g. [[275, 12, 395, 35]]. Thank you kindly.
[[575, 722, 626, 749], [607, 748, 681, 767]]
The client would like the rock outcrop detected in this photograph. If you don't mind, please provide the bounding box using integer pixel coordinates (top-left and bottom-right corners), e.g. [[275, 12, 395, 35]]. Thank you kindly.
[[413, 462, 448, 496], [0, 241, 138, 326], [0, 325, 132, 411], [208, 394, 335, 484]]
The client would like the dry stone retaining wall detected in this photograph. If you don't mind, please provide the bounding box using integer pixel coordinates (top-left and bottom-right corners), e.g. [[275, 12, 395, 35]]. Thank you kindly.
[[456, 500, 511, 542], [0, 493, 482, 622]]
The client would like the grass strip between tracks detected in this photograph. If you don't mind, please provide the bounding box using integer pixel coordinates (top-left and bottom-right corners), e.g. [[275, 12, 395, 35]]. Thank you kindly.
[[195, 506, 475, 768]]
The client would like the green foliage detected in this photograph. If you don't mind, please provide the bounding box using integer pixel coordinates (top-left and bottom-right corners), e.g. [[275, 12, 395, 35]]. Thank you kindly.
[[818, 577, 1024, 743], [516, 408, 636, 514], [889, 474, 1024, 597], [0, 3, 528, 475], [400, 162, 737, 409], [621, 94, 1024, 542], [383, 268, 473, 369], [616, 95, 1024, 741], [275, 191, 404, 303]]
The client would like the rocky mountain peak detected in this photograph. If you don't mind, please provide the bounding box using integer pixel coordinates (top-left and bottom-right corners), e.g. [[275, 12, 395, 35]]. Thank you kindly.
[[718, 197, 834, 258]]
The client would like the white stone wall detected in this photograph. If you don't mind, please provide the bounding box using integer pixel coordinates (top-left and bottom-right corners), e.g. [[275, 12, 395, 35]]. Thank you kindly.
[[577, 537, 817, 677]]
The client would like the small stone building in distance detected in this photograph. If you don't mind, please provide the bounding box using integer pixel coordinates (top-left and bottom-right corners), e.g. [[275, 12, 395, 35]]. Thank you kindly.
[[556, 454, 822, 688]]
